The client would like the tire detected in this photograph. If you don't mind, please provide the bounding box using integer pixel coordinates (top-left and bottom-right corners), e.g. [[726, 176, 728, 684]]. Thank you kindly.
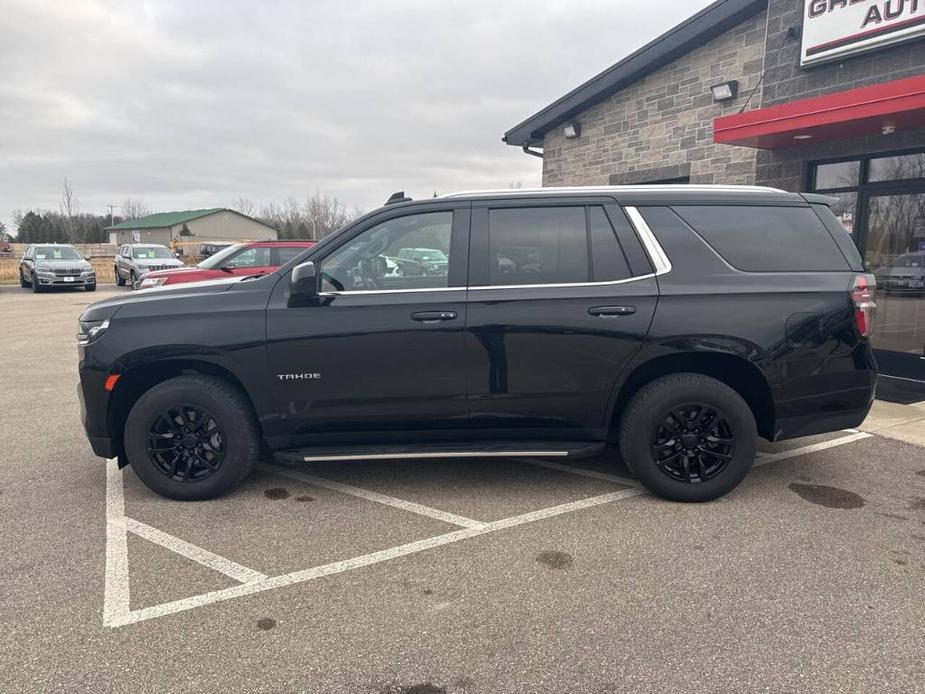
[[115, 266, 125, 286], [19, 270, 28, 288], [123, 375, 260, 500], [31, 273, 44, 293], [129, 270, 137, 289], [618, 373, 757, 503]]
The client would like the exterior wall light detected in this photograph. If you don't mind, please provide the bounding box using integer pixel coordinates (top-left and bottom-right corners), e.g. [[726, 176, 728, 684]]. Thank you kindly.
[[563, 122, 581, 138], [710, 80, 738, 102]]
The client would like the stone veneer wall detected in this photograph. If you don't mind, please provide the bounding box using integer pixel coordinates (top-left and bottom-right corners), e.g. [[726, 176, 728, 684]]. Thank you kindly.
[[542, 9, 768, 187]]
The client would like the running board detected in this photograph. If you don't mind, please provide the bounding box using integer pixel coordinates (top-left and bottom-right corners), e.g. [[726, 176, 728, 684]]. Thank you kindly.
[[274, 441, 605, 464]]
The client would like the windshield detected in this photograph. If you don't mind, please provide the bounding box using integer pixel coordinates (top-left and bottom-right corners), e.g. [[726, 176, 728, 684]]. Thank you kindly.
[[199, 244, 243, 269], [133, 246, 172, 259], [894, 253, 924, 268], [34, 246, 81, 260]]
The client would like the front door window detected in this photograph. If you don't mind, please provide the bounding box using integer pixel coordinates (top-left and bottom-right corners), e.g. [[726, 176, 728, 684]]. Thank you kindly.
[[319, 211, 453, 292]]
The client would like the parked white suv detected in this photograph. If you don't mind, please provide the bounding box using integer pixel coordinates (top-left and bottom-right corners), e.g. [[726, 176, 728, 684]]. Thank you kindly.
[[114, 244, 184, 287]]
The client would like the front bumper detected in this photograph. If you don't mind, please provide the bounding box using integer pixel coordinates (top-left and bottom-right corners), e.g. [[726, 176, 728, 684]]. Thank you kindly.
[[37, 275, 96, 287]]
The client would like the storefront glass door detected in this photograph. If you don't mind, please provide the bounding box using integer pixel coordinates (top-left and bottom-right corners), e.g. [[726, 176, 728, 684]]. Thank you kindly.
[[864, 190, 925, 376]]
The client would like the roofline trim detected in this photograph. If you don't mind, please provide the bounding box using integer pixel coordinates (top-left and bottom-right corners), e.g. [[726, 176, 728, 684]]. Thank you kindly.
[[502, 0, 768, 147], [441, 184, 785, 199]]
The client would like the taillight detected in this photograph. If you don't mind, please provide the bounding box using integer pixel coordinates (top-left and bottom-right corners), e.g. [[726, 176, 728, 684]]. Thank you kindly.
[[851, 274, 877, 338]]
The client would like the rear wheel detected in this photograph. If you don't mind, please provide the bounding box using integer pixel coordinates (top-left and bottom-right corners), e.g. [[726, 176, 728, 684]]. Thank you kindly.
[[115, 266, 125, 286], [123, 375, 260, 500], [618, 373, 757, 502]]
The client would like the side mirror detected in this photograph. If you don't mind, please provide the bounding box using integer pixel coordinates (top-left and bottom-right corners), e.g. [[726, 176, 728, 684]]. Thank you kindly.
[[290, 261, 317, 298], [220, 263, 236, 272]]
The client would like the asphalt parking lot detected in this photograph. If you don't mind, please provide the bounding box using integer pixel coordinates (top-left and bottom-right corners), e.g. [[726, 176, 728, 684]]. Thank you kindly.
[[1, 284, 923, 693]]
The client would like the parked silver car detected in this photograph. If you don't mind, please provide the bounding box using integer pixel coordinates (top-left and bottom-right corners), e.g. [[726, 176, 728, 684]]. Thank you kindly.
[[19, 243, 96, 292], [114, 244, 184, 287]]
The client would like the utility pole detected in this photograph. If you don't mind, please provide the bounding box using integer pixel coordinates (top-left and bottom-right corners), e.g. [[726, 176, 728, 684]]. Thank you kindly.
[[106, 204, 118, 227]]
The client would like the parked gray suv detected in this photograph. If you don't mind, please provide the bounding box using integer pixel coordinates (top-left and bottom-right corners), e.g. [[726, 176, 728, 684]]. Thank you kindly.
[[115, 244, 184, 287], [19, 243, 96, 292]]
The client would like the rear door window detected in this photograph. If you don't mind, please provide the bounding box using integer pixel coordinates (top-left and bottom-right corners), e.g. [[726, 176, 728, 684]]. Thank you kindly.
[[487, 207, 588, 285], [277, 246, 307, 266], [672, 205, 850, 272]]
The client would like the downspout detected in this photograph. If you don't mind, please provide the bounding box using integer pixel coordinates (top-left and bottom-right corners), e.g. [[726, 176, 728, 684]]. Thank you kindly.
[[522, 144, 543, 158]]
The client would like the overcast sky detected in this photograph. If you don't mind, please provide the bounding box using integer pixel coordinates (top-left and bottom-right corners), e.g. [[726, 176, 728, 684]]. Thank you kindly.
[[0, 0, 713, 232]]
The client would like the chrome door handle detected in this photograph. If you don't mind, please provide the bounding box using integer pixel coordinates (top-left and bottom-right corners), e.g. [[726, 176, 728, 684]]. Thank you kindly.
[[589, 305, 636, 317], [411, 310, 457, 323]]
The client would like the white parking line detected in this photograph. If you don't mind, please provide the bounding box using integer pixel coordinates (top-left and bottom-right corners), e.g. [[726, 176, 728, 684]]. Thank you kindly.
[[124, 518, 267, 584], [754, 432, 872, 466], [260, 463, 486, 529], [103, 429, 871, 627], [103, 460, 130, 627], [113, 486, 645, 627], [519, 458, 637, 486]]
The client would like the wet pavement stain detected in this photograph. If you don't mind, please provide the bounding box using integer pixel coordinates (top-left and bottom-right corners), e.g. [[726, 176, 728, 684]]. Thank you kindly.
[[892, 559, 909, 566], [255, 617, 276, 630], [536, 550, 574, 569], [909, 497, 925, 512], [294, 495, 314, 502], [788, 483, 865, 509], [382, 685, 446, 694], [422, 588, 434, 595], [916, 469, 925, 477], [876, 512, 909, 521], [264, 487, 290, 500]]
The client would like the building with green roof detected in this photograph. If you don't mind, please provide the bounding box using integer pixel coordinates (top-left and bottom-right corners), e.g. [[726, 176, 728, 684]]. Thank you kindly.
[[105, 208, 277, 248]]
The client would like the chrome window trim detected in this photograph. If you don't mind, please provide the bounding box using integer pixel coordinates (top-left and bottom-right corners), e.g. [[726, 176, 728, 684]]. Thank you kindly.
[[623, 206, 672, 276], [316, 205, 672, 296]]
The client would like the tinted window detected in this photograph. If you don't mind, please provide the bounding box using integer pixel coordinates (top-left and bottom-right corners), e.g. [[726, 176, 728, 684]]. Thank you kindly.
[[673, 206, 849, 272], [869, 152, 925, 182], [811, 203, 864, 271], [589, 207, 632, 282], [487, 207, 587, 285], [814, 160, 860, 189], [320, 211, 453, 292], [277, 246, 306, 265]]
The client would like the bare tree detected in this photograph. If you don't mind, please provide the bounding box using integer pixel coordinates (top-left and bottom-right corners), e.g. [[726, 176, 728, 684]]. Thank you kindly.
[[60, 178, 79, 241], [231, 196, 255, 217], [121, 197, 149, 222]]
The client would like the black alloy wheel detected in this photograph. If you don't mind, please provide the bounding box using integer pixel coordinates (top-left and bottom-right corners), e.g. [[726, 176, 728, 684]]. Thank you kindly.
[[147, 405, 225, 482], [650, 404, 734, 484]]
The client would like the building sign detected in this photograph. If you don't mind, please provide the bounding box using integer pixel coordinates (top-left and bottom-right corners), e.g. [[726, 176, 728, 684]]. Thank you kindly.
[[801, 0, 925, 66]]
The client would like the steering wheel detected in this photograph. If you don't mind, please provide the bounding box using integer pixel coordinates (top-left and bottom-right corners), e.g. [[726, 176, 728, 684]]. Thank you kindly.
[[320, 271, 344, 292], [357, 259, 379, 290]]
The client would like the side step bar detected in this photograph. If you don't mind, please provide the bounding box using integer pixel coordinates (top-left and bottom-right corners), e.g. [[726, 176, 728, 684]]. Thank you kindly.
[[274, 441, 605, 464]]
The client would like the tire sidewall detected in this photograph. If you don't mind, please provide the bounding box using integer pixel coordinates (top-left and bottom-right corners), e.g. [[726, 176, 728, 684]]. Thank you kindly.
[[620, 375, 757, 502], [124, 378, 257, 500]]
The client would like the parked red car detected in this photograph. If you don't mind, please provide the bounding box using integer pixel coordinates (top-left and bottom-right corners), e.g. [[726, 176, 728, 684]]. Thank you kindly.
[[135, 240, 315, 289]]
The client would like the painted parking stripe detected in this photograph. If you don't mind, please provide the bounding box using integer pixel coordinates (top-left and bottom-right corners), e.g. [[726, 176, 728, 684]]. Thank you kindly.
[[518, 458, 637, 486], [103, 459, 130, 627], [753, 431, 872, 466], [111, 486, 646, 627], [259, 463, 486, 529], [124, 518, 267, 584]]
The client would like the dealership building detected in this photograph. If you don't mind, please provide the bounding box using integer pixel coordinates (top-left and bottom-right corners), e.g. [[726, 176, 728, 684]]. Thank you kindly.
[[505, 0, 925, 397]]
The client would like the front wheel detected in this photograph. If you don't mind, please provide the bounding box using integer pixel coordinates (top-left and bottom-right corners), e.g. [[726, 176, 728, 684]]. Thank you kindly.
[[31, 273, 44, 293], [19, 270, 28, 288], [123, 375, 260, 500], [115, 266, 125, 286], [618, 373, 757, 502]]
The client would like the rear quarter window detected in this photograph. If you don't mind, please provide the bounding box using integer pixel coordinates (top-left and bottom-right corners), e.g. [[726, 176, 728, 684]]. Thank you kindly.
[[672, 205, 850, 272]]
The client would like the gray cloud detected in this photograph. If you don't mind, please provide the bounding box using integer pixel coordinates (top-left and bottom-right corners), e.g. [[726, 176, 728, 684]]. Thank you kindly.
[[0, 0, 711, 229]]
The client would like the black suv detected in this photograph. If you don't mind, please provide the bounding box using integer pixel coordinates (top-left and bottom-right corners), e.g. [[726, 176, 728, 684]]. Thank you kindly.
[[78, 186, 877, 502]]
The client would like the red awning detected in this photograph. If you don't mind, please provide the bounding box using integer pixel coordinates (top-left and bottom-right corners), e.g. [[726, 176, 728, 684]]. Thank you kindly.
[[713, 74, 925, 149]]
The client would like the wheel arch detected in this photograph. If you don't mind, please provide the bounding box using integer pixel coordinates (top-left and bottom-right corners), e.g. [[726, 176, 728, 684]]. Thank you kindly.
[[610, 351, 776, 441], [107, 357, 260, 460]]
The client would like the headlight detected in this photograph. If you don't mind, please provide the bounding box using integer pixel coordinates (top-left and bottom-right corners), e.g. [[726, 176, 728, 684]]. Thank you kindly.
[[82, 267, 95, 275], [77, 319, 110, 345], [138, 277, 166, 289]]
